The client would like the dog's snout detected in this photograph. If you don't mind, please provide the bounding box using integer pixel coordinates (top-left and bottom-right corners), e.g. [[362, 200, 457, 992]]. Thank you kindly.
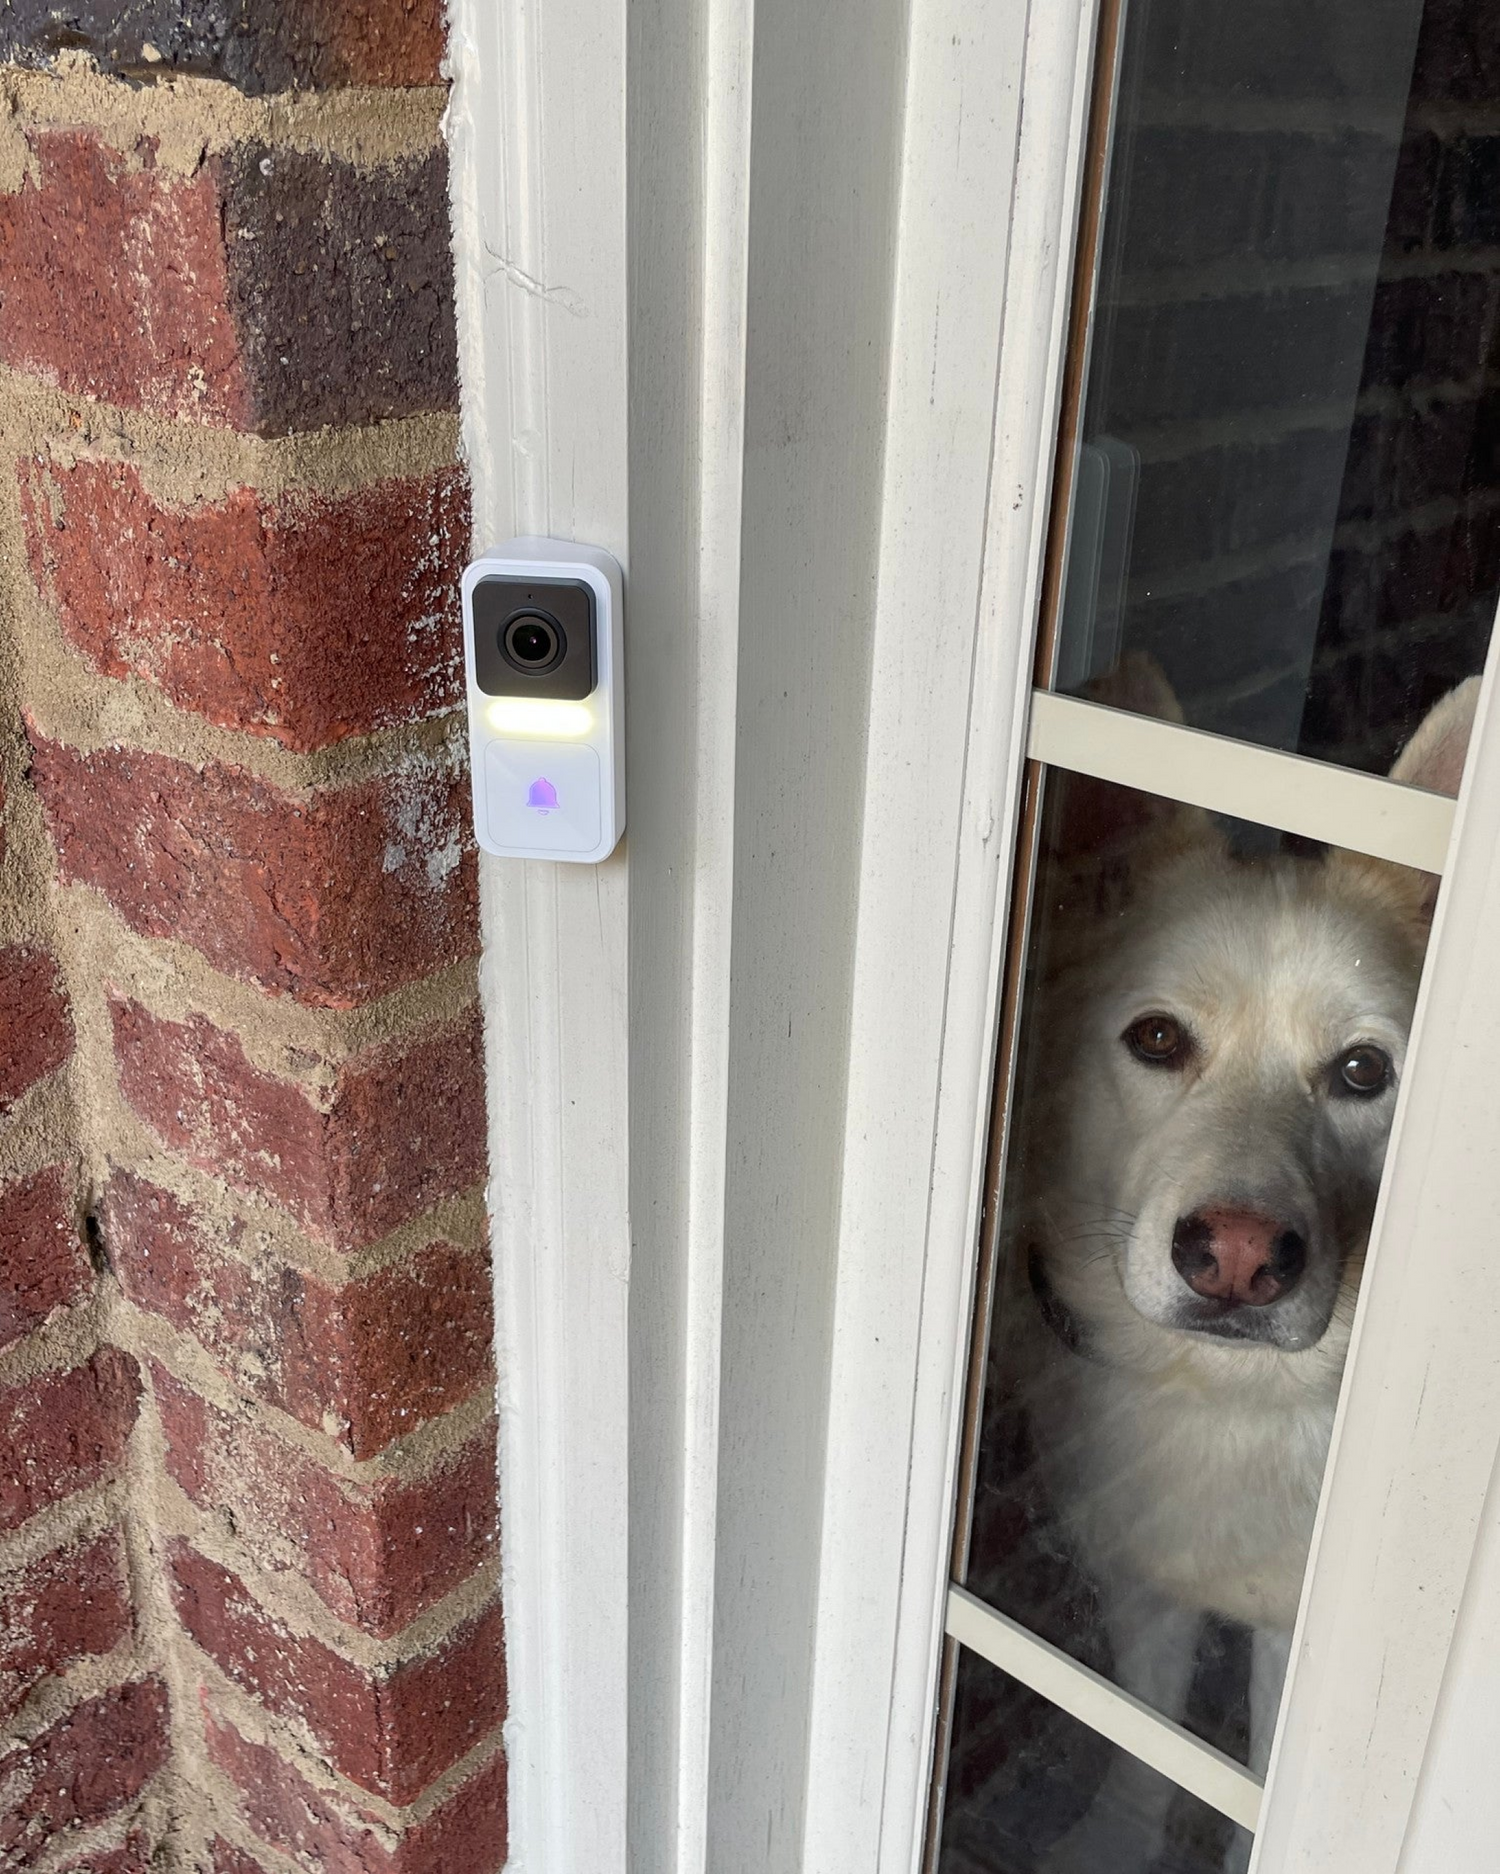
[[1170, 1207, 1307, 1307]]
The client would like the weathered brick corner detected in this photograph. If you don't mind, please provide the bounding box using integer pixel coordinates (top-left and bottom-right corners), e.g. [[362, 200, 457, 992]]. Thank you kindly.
[[0, 0, 447, 94], [0, 16, 505, 1871]]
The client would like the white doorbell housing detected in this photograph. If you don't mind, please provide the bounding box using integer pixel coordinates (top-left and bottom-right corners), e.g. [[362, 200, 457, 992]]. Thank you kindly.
[[461, 539, 624, 862]]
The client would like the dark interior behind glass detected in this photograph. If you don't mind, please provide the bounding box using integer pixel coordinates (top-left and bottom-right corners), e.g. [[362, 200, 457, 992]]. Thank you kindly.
[[1057, 0, 1500, 775]]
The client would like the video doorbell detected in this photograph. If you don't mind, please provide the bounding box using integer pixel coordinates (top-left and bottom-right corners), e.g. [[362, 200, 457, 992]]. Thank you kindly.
[[461, 539, 624, 862]]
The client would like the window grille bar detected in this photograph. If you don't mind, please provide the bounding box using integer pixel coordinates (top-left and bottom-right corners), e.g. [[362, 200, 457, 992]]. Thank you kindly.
[[946, 1584, 1264, 1833], [1028, 690, 1456, 874]]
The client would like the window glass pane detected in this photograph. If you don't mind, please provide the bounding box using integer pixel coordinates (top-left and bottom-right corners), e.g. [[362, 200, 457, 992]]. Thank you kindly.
[[1055, 0, 1497, 773], [938, 1646, 1254, 1874], [958, 726, 1468, 1803], [931, 4, 1495, 1860]]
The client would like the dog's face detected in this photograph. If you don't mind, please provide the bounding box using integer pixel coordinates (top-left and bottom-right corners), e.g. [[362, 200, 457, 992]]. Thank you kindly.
[[1053, 850, 1423, 1353], [1030, 672, 1480, 1364]]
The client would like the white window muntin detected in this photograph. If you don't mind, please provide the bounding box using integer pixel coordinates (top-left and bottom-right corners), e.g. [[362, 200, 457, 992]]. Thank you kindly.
[[946, 1584, 1263, 1832], [1027, 691, 1456, 875]]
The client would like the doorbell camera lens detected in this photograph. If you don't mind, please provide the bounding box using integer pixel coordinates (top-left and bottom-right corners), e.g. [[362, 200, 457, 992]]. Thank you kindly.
[[470, 574, 597, 700], [503, 610, 565, 672]]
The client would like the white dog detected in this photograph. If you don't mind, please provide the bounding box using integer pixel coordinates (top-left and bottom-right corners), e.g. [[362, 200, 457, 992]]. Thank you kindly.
[[1002, 669, 1480, 1872]]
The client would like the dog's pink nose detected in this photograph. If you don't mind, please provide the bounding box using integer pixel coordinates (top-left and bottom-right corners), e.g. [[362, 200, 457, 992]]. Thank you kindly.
[[1171, 1207, 1307, 1306]]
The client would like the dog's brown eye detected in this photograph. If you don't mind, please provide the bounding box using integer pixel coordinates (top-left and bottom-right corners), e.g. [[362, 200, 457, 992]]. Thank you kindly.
[[1334, 1044, 1392, 1098], [1124, 1013, 1188, 1068]]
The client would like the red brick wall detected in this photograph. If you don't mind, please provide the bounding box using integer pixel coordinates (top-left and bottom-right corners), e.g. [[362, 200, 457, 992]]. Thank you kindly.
[[0, 15, 504, 1871]]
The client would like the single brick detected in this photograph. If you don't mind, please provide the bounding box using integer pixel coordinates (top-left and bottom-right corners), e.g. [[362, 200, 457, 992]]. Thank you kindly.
[[0, 1348, 141, 1535], [0, 1529, 132, 1720], [207, 1710, 507, 1874], [169, 1542, 506, 1804], [1410, 0, 1500, 107], [216, 144, 457, 434], [1321, 520, 1500, 653], [1137, 0, 1377, 105], [1125, 554, 1330, 703], [0, 1164, 90, 1352], [0, 132, 250, 424], [1364, 271, 1494, 392], [0, 945, 72, 1112], [0, 130, 456, 434], [1302, 623, 1494, 778], [1338, 398, 1484, 529], [1390, 525, 1472, 631], [1105, 284, 1375, 430], [109, 1000, 486, 1253], [0, 0, 445, 91], [31, 733, 478, 1008], [107, 1176, 492, 1458], [154, 1363, 497, 1634], [0, 1679, 168, 1865], [21, 458, 469, 752], [1384, 127, 1442, 257], [1127, 424, 1351, 583], [1121, 125, 1396, 275], [1443, 514, 1500, 621]]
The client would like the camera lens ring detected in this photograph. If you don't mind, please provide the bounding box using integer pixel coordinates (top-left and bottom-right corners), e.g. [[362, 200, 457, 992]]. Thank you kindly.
[[500, 608, 566, 675]]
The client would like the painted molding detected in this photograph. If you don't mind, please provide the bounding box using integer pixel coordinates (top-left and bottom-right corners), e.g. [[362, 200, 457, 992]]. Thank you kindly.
[[447, 0, 631, 1866]]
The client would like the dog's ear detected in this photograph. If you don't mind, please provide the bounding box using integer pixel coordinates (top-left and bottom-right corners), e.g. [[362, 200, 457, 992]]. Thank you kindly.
[[1388, 675, 1483, 797], [1080, 648, 1186, 725], [1046, 652, 1223, 871], [1331, 675, 1484, 928], [1042, 654, 1225, 926]]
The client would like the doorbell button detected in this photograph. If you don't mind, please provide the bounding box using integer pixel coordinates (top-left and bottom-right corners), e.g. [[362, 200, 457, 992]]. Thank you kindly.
[[484, 738, 602, 855], [461, 538, 624, 862]]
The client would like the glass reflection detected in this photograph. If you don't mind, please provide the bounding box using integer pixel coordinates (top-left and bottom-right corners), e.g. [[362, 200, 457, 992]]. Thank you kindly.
[[1056, 0, 1500, 772], [938, 1649, 1253, 1874], [936, 0, 1500, 1861]]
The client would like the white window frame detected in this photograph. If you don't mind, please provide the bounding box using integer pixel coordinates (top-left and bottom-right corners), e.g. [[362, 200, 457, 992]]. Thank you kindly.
[[447, 0, 1500, 1865]]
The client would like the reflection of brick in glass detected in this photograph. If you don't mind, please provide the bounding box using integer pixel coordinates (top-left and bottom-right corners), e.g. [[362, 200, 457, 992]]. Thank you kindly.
[[526, 776, 559, 812]]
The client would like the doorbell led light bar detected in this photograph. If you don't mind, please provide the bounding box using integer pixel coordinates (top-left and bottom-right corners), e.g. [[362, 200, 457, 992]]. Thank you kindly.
[[461, 538, 624, 862]]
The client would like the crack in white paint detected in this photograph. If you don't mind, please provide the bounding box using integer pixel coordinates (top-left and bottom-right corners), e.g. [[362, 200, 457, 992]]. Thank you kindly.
[[482, 246, 590, 319]]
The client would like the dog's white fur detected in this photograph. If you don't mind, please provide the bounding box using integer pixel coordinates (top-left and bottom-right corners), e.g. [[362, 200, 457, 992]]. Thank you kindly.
[[1012, 675, 1480, 1870]]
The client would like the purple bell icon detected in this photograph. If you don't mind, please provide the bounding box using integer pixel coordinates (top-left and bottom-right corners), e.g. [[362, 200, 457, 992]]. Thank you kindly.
[[526, 776, 559, 813]]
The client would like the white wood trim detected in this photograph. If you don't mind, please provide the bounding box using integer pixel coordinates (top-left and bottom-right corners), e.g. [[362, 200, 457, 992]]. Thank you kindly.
[[798, 0, 1031, 1855], [1029, 690, 1456, 874], [623, 0, 753, 1860], [1395, 1440, 1500, 1870], [945, 1587, 1263, 1834], [1251, 628, 1500, 1874], [697, 0, 920, 1856], [446, 1, 630, 1868], [662, 7, 754, 1858], [801, 2, 1105, 1869]]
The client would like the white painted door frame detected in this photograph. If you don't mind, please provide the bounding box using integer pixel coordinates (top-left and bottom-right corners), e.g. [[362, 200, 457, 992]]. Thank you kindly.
[[447, 0, 1500, 1866], [447, 1, 632, 1867]]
